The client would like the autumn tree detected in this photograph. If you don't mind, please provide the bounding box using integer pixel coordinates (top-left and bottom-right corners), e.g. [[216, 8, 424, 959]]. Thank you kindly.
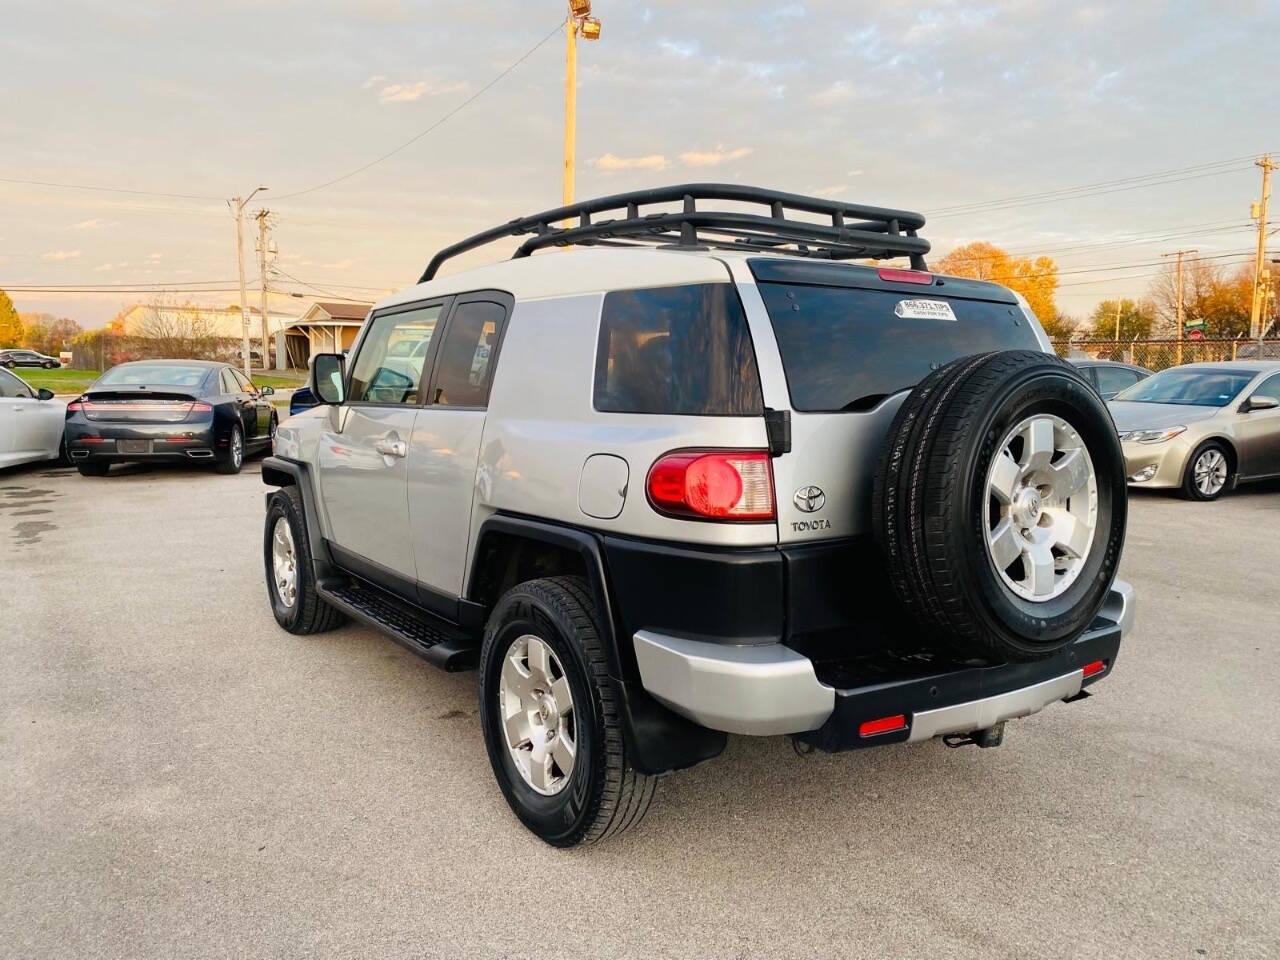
[[0, 289, 23, 347], [1146, 259, 1251, 338], [19, 312, 82, 354], [137, 300, 219, 358], [933, 242, 1060, 329], [1088, 298, 1156, 340]]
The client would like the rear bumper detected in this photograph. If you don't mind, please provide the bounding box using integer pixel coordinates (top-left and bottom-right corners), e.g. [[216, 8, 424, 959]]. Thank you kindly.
[[66, 421, 218, 461], [633, 580, 1134, 743]]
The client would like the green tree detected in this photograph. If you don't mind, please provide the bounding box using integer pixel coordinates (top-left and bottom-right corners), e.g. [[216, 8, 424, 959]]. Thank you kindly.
[[0, 289, 23, 347], [1089, 298, 1156, 340]]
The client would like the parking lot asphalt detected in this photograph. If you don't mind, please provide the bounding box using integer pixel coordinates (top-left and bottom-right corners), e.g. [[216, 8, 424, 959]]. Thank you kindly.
[[3, 460, 1279, 960]]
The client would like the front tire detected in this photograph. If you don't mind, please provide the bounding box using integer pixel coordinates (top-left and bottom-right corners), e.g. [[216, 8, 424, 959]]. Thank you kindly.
[[1182, 441, 1232, 501], [216, 424, 244, 474], [479, 576, 656, 847], [264, 486, 345, 634]]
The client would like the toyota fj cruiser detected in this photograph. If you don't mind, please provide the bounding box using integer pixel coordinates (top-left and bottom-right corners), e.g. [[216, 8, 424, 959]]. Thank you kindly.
[[262, 185, 1134, 846]]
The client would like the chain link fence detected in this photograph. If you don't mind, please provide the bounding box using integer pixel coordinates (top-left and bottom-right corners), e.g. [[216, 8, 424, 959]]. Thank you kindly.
[[1050, 338, 1274, 372]]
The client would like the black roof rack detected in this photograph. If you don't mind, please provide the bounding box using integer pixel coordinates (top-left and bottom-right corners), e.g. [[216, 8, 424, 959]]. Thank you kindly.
[[419, 183, 929, 282]]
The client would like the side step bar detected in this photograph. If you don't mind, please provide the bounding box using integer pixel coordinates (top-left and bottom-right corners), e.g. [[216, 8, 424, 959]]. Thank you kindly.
[[316, 577, 479, 672]]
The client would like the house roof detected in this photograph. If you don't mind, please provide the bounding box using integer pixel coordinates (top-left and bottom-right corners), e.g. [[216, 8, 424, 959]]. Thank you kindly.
[[309, 301, 371, 321]]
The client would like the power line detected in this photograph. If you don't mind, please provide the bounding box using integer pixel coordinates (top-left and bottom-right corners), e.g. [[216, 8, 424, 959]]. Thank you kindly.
[[268, 265, 381, 302], [926, 153, 1266, 216], [0, 176, 222, 201], [271, 18, 565, 202]]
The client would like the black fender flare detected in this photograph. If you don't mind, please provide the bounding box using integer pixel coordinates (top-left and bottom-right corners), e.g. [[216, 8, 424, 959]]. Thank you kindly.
[[261, 456, 333, 570], [469, 514, 726, 775]]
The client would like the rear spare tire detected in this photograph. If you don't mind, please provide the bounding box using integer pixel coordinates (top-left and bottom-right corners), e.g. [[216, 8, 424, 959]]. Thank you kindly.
[[873, 350, 1127, 662]]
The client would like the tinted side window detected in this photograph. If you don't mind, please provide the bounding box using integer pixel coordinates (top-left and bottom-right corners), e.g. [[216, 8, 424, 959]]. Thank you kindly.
[[232, 369, 255, 393], [1094, 366, 1142, 395], [0, 369, 32, 398], [757, 283, 1040, 412], [431, 301, 506, 408], [349, 304, 443, 405], [220, 369, 240, 394], [594, 283, 763, 415], [1253, 372, 1280, 400]]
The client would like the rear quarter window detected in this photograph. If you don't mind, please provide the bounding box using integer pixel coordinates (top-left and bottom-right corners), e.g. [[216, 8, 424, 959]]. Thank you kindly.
[[756, 282, 1041, 411], [593, 283, 763, 416]]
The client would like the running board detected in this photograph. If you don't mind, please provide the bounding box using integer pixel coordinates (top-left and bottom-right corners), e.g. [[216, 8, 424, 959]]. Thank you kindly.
[[316, 577, 479, 671]]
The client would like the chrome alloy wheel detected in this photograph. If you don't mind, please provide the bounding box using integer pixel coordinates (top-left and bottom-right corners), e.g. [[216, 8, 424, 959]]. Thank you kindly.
[[1193, 448, 1228, 497], [271, 516, 298, 608], [984, 414, 1099, 602], [231, 429, 244, 469], [499, 634, 577, 796]]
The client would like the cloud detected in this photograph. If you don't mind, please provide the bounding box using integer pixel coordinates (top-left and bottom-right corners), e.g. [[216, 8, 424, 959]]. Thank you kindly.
[[811, 185, 851, 198], [810, 81, 855, 105], [591, 153, 669, 171], [92, 262, 116, 272], [659, 39, 698, 58], [322, 258, 354, 270], [42, 249, 81, 261], [678, 146, 753, 168], [847, 168, 864, 177], [361, 74, 387, 89], [376, 79, 469, 103], [146, 252, 163, 262], [72, 218, 104, 230]]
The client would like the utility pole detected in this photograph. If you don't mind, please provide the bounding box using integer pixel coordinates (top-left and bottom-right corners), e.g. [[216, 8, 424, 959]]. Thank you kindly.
[[255, 210, 272, 371], [563, 2, 601, 218], [229, 186, 267, 377], [1250, 154, 1275, 354], [1113, 298, 1122, 342], [1161, 248, 1198, 366]]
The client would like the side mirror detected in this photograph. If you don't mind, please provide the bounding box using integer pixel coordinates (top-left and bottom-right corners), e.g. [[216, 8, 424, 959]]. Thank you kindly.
[[1246, 394, 1279, 411], [260, 385, 275, 396], [311, 353, 346, 405], [37, 388, 55, 401]]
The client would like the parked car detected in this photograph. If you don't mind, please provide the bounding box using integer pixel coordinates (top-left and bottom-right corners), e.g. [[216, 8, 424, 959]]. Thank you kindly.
[[0, 348, 61, 369], [288, 385, 316, 416], [0, 367, 66, 468], [1070, 358, 1152, 400], [1109, 360, 1280, 500], [65, 359, 276, 477], [261, 184, 1134, 846]]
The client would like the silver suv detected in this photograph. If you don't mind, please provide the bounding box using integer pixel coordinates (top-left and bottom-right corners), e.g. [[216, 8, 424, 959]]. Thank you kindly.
[[261, 185, 1135, 846]]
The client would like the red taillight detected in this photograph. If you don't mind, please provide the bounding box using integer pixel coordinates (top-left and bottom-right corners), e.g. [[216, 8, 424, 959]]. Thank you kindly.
[[164, 437, 194, 442], [877, 268, 933, 285], [78, 437, 106, 444], [859, 714, 907, 737], [646, 451, 775, 521], [1082, 659, 1106, 679], [66, 400, 83, 413], [190, 402, 212, 413]]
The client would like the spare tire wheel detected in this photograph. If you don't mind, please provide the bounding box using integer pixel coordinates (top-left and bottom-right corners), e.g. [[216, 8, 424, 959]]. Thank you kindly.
[[873, 350, 1127, 662]]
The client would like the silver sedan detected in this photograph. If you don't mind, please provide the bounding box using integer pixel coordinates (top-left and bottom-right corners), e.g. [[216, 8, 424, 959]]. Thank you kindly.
[[1108, 361, 1280, 500]]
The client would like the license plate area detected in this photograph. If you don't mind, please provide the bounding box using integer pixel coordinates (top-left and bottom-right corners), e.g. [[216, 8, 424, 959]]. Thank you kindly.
[[117, 439, 150, 454]]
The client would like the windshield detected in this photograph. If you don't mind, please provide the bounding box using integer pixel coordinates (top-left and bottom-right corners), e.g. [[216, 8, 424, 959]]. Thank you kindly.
[[1113, 369, 1253, 407], [97, 364, 209, 388]]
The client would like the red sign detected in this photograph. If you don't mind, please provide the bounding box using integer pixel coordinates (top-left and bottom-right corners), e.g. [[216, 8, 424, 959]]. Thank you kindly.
[[1188, 329, 1205, 341]]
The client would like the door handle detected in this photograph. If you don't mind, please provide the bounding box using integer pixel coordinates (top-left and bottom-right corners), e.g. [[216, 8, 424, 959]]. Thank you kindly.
[[375, 438, 408, 458]]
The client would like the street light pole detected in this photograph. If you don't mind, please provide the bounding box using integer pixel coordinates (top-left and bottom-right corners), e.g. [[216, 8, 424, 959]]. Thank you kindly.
[[229, 186, 267, 377], [563, 2, 601, 217]]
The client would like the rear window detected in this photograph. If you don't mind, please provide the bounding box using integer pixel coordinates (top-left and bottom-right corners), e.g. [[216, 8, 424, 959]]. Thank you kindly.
[[98, 364, 209, 388], [593, 283, 763, 415], [756, 282, 1040, 411]]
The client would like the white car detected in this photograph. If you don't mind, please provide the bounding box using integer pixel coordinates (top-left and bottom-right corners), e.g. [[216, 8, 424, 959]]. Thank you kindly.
[[0, 367, 66, 468]]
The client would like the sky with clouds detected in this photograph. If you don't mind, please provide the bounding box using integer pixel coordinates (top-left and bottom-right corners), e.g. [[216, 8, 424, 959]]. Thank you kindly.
[[1, 0, 1276, 327]]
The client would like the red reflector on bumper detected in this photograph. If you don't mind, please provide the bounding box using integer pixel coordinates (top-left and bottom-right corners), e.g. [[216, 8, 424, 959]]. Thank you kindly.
[[858, 714, 907, 737], [77, 437, 106, 444], [1082, 659, 1106, 679]]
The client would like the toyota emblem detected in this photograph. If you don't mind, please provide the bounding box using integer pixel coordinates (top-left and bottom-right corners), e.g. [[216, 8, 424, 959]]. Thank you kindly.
[[793, 485, 826, 513]]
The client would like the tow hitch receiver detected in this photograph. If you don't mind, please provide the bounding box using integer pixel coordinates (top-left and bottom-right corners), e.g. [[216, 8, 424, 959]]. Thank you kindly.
[[943, 722, 1005, 749]]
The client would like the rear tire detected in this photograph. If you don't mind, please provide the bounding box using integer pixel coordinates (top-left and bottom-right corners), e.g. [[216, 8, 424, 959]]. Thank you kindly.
[[479, 576, 657, 846], [874, 350, 1127, 662], [1181, 441, 1232, 501], [216, 424, 244, 474], [75, 460, 109, 477], [264, 486, 345, 634]]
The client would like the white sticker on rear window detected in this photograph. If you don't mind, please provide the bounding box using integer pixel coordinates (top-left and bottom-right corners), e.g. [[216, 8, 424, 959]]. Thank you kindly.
[[894, 299, 957, 321]]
